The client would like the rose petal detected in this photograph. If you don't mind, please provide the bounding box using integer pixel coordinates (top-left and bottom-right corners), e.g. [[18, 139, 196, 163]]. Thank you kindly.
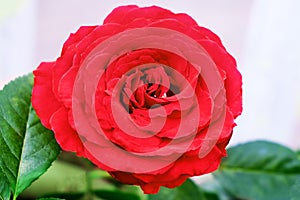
[[200, 40, 242, 117], [32, 62, 61, 128], [50, 107, 84, 154], [62, 26, 97, 55]]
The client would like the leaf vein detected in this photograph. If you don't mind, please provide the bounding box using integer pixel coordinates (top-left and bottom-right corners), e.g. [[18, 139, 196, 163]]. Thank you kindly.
[[0, 114, 23, 138], [23, 133, 53, 160], [0, 129, 20, 161]]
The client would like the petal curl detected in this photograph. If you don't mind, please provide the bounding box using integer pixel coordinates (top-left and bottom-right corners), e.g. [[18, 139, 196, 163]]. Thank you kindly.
[[50, 107, 84, 154], [32, 62, 61, 129]]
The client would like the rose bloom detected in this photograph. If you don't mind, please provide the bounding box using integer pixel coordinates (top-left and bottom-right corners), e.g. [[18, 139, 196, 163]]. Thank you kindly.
[[32, 5, 242, 194]]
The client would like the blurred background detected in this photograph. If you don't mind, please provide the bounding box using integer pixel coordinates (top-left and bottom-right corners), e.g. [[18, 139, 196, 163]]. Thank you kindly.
[[0, 0, 299, 149]]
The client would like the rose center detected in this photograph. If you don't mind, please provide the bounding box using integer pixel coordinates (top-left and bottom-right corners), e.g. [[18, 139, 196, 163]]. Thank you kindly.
[[146, 83, 175, 99], [120, 65, 179, 113]]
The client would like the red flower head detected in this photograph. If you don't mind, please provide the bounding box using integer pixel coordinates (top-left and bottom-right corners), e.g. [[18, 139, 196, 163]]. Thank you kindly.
[[32, 5, 242, 194]]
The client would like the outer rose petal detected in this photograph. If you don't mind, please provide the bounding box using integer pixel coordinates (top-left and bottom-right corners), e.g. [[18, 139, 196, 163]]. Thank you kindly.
[[57, 24, 124, 108], [200, 40, 242, 117], [103, 5, 139, 24], [191, 26, 225, 50], [104, 5, 198, 29], [50, 107, 85, 155], [61, 26, 97, 55], [110, 145, 225, 194], [104, 5, 173, 25], [32, 62, 61, 129]]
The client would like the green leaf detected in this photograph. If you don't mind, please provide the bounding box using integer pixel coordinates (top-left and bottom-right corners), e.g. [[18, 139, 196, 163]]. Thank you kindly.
[[91, 175, 146, 200], [290, 177, 300, 200], [200, 178, 232, 200], [22, 160, 87, 197], [0, 173, 11, 200], [213, 140, 300, 200], [24, 160, 142, 199], [94, 189, 142, 200], [148, 179, 206, 200], [39, 193, 83, 200], [0, 74, 61, 199]]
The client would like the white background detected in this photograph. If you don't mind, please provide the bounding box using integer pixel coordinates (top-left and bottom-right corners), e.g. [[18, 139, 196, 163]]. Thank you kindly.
[[0, 0, 299, 149]]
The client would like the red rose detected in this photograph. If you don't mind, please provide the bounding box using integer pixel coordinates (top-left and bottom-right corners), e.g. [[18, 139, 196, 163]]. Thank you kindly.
[[32, 5, 242, 194]]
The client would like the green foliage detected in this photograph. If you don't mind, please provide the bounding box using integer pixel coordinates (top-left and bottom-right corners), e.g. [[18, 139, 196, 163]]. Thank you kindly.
[[290, 177, 300, 200], [22, 159, 147, 200], [22, 160, 88, 197], [0, 74, 61, 200], [200, 178, 234, 200], [148, 179, 207, 200], [93, 189, 142, 200], [0, 173, 10, 200], [213, 141, 300, 200]]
